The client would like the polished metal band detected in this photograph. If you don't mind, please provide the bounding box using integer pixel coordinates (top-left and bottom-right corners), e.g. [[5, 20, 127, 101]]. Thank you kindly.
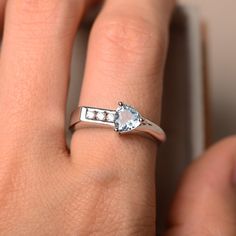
[[70, 102, 166, 143]]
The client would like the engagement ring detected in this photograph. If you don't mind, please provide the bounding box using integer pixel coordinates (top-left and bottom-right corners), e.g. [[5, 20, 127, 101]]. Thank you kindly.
[[70, 102, 166, 143]]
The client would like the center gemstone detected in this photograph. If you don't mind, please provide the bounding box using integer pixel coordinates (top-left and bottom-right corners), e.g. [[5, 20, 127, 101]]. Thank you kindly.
[[114, 104, 141, 132]]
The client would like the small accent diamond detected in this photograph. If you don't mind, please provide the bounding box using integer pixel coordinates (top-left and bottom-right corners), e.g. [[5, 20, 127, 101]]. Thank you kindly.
[[96, 111, 106, 121], [86, 110, 96, 120], [106, 113, 115, 122]]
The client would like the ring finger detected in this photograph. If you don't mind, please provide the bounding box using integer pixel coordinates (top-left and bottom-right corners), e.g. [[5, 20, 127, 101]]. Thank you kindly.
[[72, 0, 174, 166], [70, 1, 174, 233]]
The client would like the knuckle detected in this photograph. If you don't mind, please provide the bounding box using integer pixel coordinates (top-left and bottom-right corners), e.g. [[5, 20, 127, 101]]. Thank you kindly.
[[65, 174, 155, 235], [8, 0, 80, 41], [19, 0, 58, 12], [93, 15, 166, 57], [13, 0, 60, 22]]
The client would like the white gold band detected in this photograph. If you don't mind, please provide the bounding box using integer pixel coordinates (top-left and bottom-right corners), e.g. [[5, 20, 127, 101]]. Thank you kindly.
[[70, 102, 166, 143]]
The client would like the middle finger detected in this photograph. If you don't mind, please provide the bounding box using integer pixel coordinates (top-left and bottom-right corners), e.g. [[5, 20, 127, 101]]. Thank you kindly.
[[0, 0, 88, 153]]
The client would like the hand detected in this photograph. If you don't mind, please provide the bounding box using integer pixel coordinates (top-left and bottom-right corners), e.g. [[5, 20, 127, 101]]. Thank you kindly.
[[0, 0, 235, 235]]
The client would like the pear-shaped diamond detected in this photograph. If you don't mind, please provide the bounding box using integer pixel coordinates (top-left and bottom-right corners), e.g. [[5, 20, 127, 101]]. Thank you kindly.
[[114, 104, 141, 133]]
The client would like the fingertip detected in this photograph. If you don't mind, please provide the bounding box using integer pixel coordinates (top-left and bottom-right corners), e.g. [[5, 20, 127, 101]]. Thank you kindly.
[[166, 136, 236, 235]]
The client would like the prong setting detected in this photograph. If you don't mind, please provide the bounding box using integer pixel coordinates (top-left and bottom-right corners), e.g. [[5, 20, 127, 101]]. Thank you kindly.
[[118, 101, 123, 107], [139, 118, 144, 123]]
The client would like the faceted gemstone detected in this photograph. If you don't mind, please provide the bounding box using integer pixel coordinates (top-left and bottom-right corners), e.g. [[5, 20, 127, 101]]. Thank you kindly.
[[106, 113, 115, 122], [96, 111, 106, 121], [114, 104, 141, 132], [86, 110, 96, 120]]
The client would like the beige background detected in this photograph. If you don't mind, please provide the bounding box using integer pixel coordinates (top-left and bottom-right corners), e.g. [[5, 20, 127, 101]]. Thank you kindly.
[[180, 0, 236, 142]]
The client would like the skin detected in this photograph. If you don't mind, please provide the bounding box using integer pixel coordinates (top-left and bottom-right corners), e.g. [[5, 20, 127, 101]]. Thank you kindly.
[[0, 0, 235, 235]]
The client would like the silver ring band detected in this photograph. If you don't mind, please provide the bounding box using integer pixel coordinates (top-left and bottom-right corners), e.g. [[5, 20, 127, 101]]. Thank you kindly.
[[70, 102, 166, 143]]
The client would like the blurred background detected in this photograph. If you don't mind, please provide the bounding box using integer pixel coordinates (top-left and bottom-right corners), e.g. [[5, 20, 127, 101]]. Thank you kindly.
[[180, 0, 236, 142]]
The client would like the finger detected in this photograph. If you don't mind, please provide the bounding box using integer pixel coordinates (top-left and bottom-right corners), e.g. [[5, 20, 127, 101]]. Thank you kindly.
[[72, 0, 174, 157], [70, 0, 174, 232], [166, 136, 236, 236], [72, 0, 174, 169], [0, 0, 89, 152]]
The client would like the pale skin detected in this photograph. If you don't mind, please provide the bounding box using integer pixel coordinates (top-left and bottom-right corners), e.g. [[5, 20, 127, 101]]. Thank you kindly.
[[0, 0, 235, 235]]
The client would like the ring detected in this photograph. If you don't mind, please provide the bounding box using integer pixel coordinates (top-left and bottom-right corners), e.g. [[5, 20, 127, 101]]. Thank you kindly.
[[70, 102, 166, 143]]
